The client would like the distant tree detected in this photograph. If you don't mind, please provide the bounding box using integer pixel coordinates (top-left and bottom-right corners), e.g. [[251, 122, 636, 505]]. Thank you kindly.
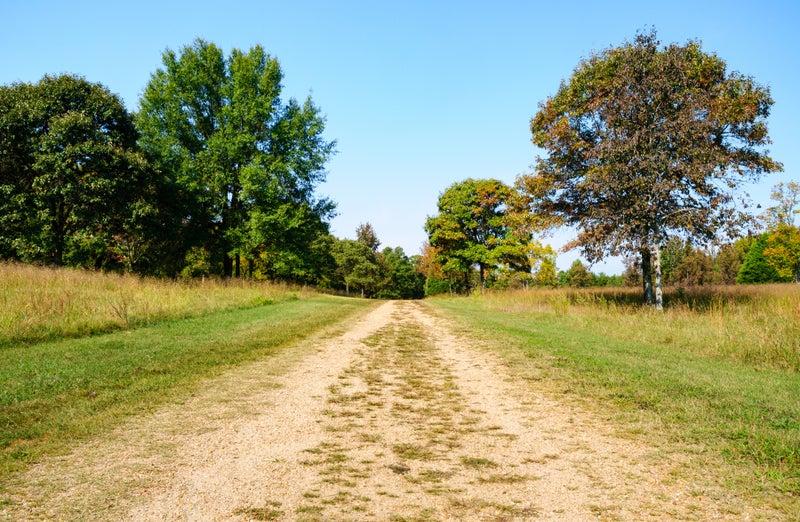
[[416, 243, 451, 295], [622, 257, 643, 287], [377, 247, 424, 299], [659, 238, 715, 286], [520, 31, 781, 309], [763, 224, 800, 282], [531, 245, 558, 286], [763, 181, 800, 228], [425, 178, 533, 290], [356, 223, 381, 252], [712, 237, 753, 284], [593, 272, 624, 287], [0, 74, 152, 268], [331, 238, 380, 296], [671, 249, 714, 286], [564, 260, 593, 287], [737, 235, 780, 284], [659, 238, 691, 285], [137, 39, 335, 278]]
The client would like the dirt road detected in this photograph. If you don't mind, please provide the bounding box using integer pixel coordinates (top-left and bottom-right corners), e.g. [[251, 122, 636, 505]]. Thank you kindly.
[[4, 301, 759, 520]]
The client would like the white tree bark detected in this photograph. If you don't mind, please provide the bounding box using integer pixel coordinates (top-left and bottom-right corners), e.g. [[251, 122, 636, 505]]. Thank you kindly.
[[652, 242, 664, 310]]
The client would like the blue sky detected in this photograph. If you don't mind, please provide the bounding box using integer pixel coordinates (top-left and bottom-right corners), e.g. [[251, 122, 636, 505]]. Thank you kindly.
[[2, 1, 798, 272]]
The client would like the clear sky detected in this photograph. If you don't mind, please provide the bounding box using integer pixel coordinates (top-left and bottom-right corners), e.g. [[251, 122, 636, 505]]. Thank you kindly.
[[2, 0, 798, 272]]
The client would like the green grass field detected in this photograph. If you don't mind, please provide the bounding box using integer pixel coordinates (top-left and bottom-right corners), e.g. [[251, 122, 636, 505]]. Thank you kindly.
[[0, 266, 371, 484], [430, 286, 800, 511], [0, 262, 313, 347]]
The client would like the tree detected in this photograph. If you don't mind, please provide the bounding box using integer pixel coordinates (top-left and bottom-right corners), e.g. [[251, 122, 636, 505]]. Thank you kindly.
[[712, 237, 753, 284], [763, 181, 800, 227], [671, 249, 713, 286], [0, 74, 152, 268], [137, 39, 335, 278], [659, 238, 691, 285], [331, 238, 380, 296], [531, 245, 558, 286], [737, 234, 779, 284], [520, 31, 781, 309], [622, 257, 643, 287], [356, 223, 380, 252], [425, 178, 533, 290], [416, 243, 451, 295], [564, 259, 593, 287], [377, 247, 424, 299], [763, 224, 800, 282]]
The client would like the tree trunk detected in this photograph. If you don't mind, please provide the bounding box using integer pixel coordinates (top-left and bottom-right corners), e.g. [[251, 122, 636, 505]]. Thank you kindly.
[[478, 263, 485, 289], [223, 255, 233, 278], [640, 247, 653, 305], [52, 201, 65, 266], [235, 253, 240, 278], [653, 243, 664, 310]]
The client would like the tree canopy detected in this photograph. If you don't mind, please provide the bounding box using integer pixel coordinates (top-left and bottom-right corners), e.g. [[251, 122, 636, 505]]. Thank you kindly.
[[519, 31, 781, 308], [0, 74, 152, 269], [136, 38, 335, 279], [425, 178, 537, 290]]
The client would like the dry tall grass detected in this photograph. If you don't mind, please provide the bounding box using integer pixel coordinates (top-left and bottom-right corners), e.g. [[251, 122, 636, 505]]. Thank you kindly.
[[0, 262, 306, 346], [472, 284, 800, 371]]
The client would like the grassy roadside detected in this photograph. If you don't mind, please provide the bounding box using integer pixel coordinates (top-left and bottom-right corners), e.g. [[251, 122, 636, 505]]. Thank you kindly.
[[428, 295, 800, 514], [0, 262, 309, 347], [0, 295, 372, 485]]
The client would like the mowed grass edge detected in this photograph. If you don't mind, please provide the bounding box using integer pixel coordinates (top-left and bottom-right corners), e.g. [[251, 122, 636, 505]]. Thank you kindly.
[[0, 295, 372, 487], [428, 296, 800, 515]]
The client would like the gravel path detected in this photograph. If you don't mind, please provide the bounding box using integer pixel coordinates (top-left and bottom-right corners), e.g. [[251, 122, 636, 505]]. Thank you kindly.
[[3, 300, 765, 520]]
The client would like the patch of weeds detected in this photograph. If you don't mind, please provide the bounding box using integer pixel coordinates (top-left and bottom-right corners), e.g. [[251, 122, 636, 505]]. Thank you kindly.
[[460, 456, 498, 469], [393, 443, 434, 460], [295, 504, 323, 515], [477, 473, 533, 484], [235, 505, 283, 520]]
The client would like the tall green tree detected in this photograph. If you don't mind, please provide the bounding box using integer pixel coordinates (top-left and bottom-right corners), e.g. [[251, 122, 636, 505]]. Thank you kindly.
[[377, 246, 425, 299], [0, 75, 151, 268], [136, 39, 335, 278], [737, 234, 780, 284], [331, 238, 381, 297], [425, 178, 533, 290], [520, 31, 781, 308]]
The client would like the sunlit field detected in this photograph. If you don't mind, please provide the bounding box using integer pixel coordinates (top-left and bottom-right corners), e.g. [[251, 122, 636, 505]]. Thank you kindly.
[[431, 285, 800, 510], [472, 284, 800, 371], [0, 262, 309, 347]]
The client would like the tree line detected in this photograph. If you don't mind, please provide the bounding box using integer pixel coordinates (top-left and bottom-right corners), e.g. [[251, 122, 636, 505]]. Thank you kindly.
[[2, 32, 798, 303], [0, 39, 423, 297], [422, 31, 797, 305]]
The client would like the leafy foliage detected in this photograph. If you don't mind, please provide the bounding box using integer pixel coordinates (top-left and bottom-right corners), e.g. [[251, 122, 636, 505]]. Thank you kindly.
[[136, 39, 335, 278], [0, 75, 154, 270], [736, 235, 779, 284], [425, 178, 541, 290], [329, 226, 423, 298], [520, 31, 781, 305]]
